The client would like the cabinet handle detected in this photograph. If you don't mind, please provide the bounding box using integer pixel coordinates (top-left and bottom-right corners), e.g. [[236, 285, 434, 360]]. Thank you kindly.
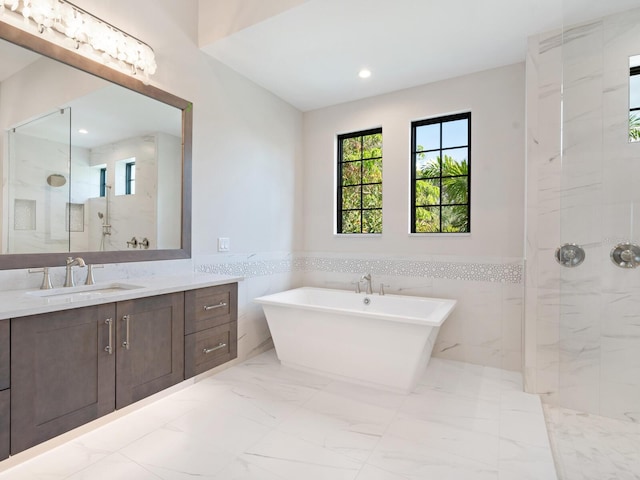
[[203, 302, 227, 311], [203, 343, 227, 354], [105, 318, 113, 354], [122, 314, 130, 350]]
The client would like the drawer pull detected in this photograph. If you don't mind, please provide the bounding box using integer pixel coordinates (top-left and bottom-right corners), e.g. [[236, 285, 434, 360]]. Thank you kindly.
[[203, 302, 227, 311], [203, 343, 227, 354], [105, 318, 113, 354], [122, 314, 130, 350]]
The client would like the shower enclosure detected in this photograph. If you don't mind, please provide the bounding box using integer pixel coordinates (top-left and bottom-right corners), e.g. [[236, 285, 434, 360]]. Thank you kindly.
[[525, 5, 640, 426], [5, 108, 72, 254]]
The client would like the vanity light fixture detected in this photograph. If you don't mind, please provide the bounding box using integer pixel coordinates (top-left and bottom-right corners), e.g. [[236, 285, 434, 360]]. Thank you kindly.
[[0, 0, 157, 80], [358, 68, 371, 79]]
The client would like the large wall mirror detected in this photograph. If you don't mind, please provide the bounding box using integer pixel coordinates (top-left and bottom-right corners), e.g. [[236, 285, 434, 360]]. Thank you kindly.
[[0, 22, 192, 270]]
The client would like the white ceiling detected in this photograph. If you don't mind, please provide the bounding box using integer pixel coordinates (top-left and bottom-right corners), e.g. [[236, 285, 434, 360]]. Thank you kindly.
[[0, 39, 39, 82], [200, 0, 640, 111], [0, 38, 181, 149], [14, 84, 182, 149]]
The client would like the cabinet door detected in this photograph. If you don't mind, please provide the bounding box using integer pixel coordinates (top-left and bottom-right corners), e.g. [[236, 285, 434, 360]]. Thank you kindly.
[[0, 320, 8, 391], [0, 389, 8, 461], [116, 292, 184, 409], [0, 319, 8, 460], [11, 304, 116, 454]]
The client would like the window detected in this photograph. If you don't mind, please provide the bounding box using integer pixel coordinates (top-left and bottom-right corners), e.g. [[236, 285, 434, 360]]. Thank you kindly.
[[411, 112, 470, 233], [99, 167, 107, 197], [125, 161, 135, 195], [337, 128, 382, 234], [630, 61, 640, 142]]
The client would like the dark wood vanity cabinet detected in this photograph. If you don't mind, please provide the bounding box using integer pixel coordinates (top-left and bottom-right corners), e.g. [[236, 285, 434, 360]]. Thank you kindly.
[[0, 320, 9, 460], [10, 293, 184, 454], [115, 293, 184, 409], [11, 304, 116, 454], [0, 320, 8, 391], [184, 283, 238, 378], [4, 283, 236, 459]]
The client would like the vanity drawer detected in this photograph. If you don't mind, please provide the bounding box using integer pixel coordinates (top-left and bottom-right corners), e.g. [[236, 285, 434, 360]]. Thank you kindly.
[[0, 320, 8, 391], [184, 321, 237, 378], [185, 283, 237, 334], [0, 389, 9, 460]]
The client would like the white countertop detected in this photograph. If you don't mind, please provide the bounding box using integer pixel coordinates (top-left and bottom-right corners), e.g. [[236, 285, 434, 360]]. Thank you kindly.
[[0, 273, 243, 320]]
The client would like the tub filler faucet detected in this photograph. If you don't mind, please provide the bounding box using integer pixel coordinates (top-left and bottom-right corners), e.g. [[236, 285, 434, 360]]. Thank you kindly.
[[361, 273, 373, 294]]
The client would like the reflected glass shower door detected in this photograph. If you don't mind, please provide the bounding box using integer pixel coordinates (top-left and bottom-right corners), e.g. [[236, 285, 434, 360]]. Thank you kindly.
[[7, 108, 71, 254], [558, 8, 640, 421]]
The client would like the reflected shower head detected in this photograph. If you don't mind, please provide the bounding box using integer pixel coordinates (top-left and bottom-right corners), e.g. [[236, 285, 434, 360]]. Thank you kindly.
[[98, 212, 104, 219], [46, 173, 66, 187]]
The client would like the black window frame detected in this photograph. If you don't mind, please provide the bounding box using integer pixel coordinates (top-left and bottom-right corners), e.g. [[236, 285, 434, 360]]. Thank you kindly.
[[411, 112, 471, 233], [336, 127, 383, 234], [125, 161, 135, 195], [99, 167, 106, 197], [631, 65, 640, 113]]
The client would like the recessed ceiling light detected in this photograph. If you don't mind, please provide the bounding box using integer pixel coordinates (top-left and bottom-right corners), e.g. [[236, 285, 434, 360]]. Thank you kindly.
[[78, 128, 88, 134], [358, 69, 371, 79]]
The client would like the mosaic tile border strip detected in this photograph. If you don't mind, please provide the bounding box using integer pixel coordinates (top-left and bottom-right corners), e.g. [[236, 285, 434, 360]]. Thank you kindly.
[[196, 259, 293, 277], [300, 257, 522, 283], [196, 255, 523, 284]]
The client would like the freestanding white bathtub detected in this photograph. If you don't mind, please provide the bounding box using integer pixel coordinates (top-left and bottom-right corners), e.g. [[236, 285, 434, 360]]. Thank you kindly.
[[254, 287, 456, 393]]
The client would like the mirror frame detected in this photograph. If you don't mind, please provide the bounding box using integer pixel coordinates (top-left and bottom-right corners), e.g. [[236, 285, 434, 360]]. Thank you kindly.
[[0, 22, 192, 270]]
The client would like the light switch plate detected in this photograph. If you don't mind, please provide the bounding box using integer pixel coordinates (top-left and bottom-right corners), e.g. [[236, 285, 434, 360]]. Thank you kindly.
[[218, 237, 230, 252]]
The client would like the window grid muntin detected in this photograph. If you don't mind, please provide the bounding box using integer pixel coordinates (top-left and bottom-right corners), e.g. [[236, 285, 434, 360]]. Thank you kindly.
[[411, 112, 471, 233], [337, 128, 382, 234], [631, 66, 640, 111], [125, 161, 135, 195], [631, 66, 640, 142]]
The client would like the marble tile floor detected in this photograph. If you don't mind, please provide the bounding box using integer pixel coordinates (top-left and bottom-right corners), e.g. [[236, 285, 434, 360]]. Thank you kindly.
[[0, 350, 557, 480], [544, 404, 640, 480]]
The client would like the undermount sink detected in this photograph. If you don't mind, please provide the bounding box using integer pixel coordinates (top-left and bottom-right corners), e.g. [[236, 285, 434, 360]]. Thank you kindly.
[[27, 282, 144, 301]]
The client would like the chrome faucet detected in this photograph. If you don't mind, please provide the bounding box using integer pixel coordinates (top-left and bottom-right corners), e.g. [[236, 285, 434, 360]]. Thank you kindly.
[[361, 273, 373, 294], [64, 257, 86, 287]]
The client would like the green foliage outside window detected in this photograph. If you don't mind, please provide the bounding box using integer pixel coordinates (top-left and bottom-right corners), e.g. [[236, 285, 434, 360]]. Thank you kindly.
[[630, 112, 640, 142], [338, 130, 382, 234], [415, 155, 469, 232], [412, 113, 470, 233]]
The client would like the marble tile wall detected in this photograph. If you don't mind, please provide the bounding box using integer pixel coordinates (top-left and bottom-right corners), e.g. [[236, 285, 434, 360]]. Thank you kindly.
[[5, 133, 70, 254], [196, 251, 524, 372], [525, 7, 640, 422]]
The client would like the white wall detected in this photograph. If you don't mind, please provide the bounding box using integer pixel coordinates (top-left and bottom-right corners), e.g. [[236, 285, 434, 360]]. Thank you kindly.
[[299, 64, 526, 370], [198, 0, 307, 46], [156, 132, 182, 249], [303, 63, 525, 257]]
